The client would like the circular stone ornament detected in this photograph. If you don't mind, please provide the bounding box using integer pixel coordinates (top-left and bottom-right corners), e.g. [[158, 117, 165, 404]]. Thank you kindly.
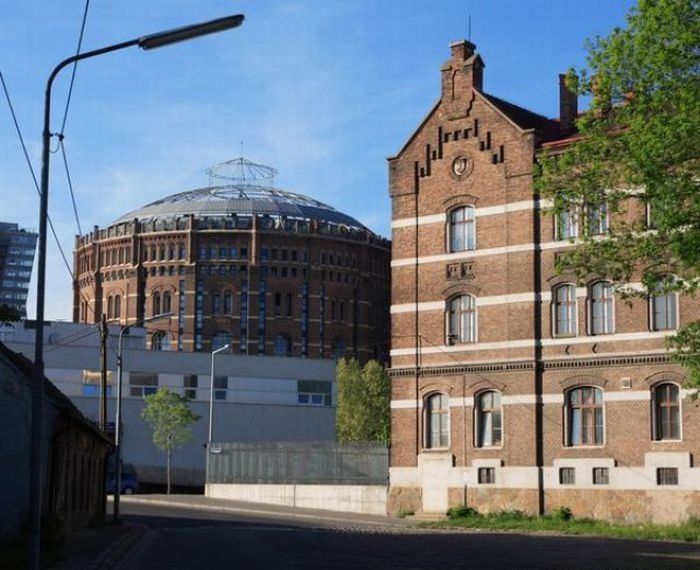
[[451, 155, 473, 180]]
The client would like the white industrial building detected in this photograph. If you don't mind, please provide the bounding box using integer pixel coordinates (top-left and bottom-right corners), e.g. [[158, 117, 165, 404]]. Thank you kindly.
[[1, 321, 336, 486]]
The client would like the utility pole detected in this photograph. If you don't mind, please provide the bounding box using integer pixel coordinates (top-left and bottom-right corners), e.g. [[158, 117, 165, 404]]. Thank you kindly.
[[99, 313, 108, 432]]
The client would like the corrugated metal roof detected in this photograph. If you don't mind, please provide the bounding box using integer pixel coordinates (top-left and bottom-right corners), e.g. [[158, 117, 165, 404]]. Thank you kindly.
[[113, 185, 368, 231]]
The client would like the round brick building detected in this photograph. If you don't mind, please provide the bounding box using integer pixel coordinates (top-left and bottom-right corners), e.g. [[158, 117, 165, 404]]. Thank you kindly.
[[73, 158, 390, 360]]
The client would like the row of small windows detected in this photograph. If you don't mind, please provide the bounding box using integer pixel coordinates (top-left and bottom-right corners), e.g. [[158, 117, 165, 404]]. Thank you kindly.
[[445, 284, 678, 345], [199, 245, 248, 260], [444, 201, 610, 254], [551, 282, 677, 337], [478, 466, 679, 487], [423, 383, 682, 450]]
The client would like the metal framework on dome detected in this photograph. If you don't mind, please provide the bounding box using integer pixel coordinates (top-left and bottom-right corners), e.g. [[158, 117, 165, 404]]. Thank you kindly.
[[206, 157, 277, 188]]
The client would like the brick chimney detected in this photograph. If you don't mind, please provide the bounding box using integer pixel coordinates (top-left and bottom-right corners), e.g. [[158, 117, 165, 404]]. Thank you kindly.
[[559, 72, 578, 135], [442, 40, 484, 116]]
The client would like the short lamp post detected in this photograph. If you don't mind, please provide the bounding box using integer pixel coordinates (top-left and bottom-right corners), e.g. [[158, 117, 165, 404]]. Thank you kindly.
[[29, 14, 243, 567], [206, 343, 230, 495]]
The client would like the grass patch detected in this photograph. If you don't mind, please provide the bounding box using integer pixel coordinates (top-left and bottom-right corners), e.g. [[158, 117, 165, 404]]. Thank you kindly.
[[421, 507, 700, 542]]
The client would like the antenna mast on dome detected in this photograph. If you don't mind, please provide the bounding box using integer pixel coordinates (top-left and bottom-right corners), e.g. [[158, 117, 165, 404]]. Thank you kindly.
[[206, 157, 277, 188]]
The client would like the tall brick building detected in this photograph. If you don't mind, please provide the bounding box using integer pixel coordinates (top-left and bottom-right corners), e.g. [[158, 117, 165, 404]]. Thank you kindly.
[[73, 158, 390, 361], [387, 41, 700, 523]]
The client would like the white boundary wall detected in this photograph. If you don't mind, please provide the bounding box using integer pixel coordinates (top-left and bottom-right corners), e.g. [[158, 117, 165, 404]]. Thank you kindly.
[[206, 484, 388, 516]]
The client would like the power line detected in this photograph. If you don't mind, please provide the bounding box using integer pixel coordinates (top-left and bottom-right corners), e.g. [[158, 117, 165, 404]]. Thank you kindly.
[[58, 138, 83, 236], [0, 70, 75, 277], [59, 0, 91, 136], [56, 0, 91, 238]]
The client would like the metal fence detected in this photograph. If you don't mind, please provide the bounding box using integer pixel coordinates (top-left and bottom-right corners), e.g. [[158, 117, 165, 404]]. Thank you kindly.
[[207, 442, 389, 486]]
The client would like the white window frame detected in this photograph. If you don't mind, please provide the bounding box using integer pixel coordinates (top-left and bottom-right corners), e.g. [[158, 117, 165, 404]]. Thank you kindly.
[[474, 390, 504, 449], [552, 284, 578, 338], [447, 206, 476, 253], [588, 281, 615, 335], [423, 392, 450, 450], [446, 294, 477, 344], [564, 386, 606, 448]]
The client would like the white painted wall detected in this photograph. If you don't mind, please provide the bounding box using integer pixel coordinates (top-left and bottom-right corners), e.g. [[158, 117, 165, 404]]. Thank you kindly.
[[206, 484, 387, 516]]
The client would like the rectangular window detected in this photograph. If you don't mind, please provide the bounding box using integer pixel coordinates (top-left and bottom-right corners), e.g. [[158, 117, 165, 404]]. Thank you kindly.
[[214, 375, 228, 400], [286, 292, 293, 317], [129, 372, 158, 398], [559, 467, 576, 485], [240, 247, 248, 259], [223, 291, 233, 315], [219, 247, 227, 259], [184, 374, 198, 400], [297, 380, 332, 406], [261, 248, 269, 261], [209, 247, 217, 259], [212, 293, 221, 314], [592, 467, 609, 485], [274, 292, 281, 316], [478, 467, 495, 485], [81, 384, 112, 397], [656, 467, 679, 486]]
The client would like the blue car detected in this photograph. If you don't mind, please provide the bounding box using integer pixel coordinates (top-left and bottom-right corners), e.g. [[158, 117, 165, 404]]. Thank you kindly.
[[106, 464, 139, 495]]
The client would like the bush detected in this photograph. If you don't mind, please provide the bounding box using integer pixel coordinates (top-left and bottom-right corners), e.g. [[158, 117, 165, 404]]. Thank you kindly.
[[447, 505, 480, 519], [552, 506, 573, 521]]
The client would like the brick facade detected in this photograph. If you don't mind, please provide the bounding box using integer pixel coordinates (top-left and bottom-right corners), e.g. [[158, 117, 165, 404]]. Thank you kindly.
[[387, 41, 700, 523]]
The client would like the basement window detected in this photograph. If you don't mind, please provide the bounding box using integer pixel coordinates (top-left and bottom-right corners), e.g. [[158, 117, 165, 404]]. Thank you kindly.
[[478, 467, 495, 485], [592, 467, 609, 485], [559, 467, 576, 485], [656, 467, 679, 486]]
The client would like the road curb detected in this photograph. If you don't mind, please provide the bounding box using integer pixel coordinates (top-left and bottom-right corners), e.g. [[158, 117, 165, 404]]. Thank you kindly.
[[119, 496, 410, 529]]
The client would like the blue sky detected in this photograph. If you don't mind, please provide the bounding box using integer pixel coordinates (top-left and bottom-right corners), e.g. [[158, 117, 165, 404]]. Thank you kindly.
[[1, 0, 636, 320]]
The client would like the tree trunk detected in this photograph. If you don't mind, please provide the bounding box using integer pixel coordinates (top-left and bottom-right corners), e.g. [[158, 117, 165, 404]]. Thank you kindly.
[[167, 448, 172, 495]]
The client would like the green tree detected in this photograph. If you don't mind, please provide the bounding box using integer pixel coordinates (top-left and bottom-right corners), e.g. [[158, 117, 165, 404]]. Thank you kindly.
[[141, 387, 200, 494], [537, 0, 700, 387], [0, 304, 20, 325], [336, 358, 391, 444]]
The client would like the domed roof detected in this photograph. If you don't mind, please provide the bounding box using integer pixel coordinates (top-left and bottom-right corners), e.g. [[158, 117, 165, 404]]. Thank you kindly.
[[112, 158, 370, 232]]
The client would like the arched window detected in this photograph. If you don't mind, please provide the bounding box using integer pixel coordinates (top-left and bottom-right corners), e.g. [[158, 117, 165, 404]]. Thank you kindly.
[[151, 332, 163, 351], [118, 248, 124, 265], [152, 292, 161, 316], [113, 295, 121, 320], [448, 295, 476, 344], [162, 291, 172, 314], [448, 206, 475, 252], [553, 284, 577, 337], [567, 387, 604, 446], [557, 204, 578, 240], [586, 200, 608, 235], [107, 296, 113, 320], [212, 331, 231, 351], [589, 281, 614, 335], [650, 281, 678, 331], [424, 393, 449, 449], [223, 291, 233, 314], [476, 391, 502, 448], [274, 333, 291, 357], [652, 383, 681, 441], [332, 337, 346, 358]]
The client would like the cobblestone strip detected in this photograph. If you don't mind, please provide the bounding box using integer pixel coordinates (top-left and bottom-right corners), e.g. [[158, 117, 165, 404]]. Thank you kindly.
[[85, 524, 147, 570]]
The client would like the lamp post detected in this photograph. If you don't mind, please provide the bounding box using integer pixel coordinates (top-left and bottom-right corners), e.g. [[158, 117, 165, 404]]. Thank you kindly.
[[206, 343, 230, 495], [29, 14, 244, 568], [113, 312, 172, 523]]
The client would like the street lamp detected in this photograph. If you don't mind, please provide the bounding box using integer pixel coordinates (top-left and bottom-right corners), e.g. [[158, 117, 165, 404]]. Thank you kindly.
[[113, 313, 172, 523], [206, 343, 230, 496], [29, 14, 244, 568]]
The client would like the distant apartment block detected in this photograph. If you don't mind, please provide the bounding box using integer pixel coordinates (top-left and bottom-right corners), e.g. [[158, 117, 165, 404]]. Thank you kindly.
[[0, 221, 37, 317]]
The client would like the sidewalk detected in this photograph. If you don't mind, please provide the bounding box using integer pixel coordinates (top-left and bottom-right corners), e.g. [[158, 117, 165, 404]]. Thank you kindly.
[[52, 521, 144, 570], [118, 494, 413, 529]]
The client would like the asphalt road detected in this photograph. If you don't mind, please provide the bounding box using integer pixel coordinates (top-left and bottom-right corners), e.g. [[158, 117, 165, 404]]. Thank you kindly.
[[116, 502, 700, 569]]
